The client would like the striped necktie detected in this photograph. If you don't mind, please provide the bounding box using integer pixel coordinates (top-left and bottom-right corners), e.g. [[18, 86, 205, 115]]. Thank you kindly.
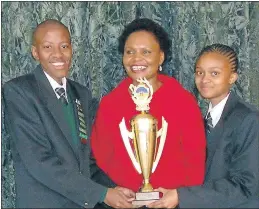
[[55, 87, 68, 105], [204, 112, 213, 135]]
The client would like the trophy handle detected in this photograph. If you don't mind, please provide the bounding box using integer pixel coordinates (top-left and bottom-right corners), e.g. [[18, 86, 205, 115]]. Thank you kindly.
[[119, 118, 142, 174], [152, 116, 168, 173]]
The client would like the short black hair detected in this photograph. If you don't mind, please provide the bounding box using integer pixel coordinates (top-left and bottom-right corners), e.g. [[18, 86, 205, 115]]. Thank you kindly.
[[118, 18, 171, 62], [196, 43, 238, 72], [32, 19, 70, 45]]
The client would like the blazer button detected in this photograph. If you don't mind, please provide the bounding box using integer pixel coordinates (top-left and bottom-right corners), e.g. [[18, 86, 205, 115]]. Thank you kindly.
[[84, 202, 88, 206]]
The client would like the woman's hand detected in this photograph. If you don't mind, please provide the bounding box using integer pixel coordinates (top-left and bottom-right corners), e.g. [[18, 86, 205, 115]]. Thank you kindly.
[[147, 188, 179, 208]]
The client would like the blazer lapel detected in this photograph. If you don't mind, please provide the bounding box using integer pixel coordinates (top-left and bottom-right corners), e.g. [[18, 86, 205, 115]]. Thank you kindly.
[[205, 92, 238, 177], [33, 66, 78, 157]]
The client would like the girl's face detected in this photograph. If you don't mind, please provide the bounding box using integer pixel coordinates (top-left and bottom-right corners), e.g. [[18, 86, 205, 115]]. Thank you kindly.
[[123, 30, 164, 86], [195, 52, 238, 106]]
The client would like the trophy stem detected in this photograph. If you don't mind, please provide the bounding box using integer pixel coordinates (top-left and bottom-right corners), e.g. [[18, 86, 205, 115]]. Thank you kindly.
[[141, 179, 153, 192]]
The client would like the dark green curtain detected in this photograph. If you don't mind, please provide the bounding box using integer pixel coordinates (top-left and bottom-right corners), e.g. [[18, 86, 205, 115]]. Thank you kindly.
[[2, 2, 259, 208]]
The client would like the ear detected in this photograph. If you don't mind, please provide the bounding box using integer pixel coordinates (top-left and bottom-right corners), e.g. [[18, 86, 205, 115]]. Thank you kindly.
[[229, 72, 238, 85], [31, 46, 39, 61], [159, 51, 165, 66]]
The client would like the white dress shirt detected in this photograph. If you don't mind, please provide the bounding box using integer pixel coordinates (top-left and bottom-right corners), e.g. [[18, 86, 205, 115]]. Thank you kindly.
[[206, 93, 230, 128], [44, 71, 67, 100]]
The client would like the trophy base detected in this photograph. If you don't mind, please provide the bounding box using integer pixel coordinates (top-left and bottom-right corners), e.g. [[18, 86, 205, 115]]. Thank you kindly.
[[132, 191, 160, 206]]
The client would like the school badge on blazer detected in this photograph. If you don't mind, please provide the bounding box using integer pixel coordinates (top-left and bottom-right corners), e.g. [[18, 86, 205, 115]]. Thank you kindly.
[[75, 99, 88, 144]]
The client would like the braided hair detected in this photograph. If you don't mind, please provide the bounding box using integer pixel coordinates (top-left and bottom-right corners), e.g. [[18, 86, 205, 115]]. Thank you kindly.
[[195, 44, 238, 72]]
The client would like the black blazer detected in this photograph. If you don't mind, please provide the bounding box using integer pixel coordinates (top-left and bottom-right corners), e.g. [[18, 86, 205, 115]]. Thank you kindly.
[[178, 92, 259, 208], [3, 66, 107, 208]]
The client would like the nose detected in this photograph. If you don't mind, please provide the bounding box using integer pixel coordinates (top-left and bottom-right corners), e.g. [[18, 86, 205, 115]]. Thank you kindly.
[[132, 51, 143, 61], [52, 46, 63, 58], [200, 73, 210, 84]]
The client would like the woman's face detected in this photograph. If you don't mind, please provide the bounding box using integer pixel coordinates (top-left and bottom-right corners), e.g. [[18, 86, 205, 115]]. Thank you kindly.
[[123, 30, 164, 85], [195, 52, 238, 106]]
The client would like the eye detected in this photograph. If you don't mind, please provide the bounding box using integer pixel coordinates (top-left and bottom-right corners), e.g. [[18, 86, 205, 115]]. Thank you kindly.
[[61, 44, 69, 49], [43, 45, 51, 49], [211, 71, 219, 76], [143, 49, 151, 55], [195, 71, 203, 76], [125, 50, 134, 55]]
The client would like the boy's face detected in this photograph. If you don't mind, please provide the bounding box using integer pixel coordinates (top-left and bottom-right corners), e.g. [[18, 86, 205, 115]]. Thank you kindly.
[[31, 24, 72, 84], [195, 52, 238, 106]]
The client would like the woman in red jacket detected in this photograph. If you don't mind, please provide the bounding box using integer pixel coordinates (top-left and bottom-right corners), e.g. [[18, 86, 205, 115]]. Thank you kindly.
[[91, 18, 206, 207]]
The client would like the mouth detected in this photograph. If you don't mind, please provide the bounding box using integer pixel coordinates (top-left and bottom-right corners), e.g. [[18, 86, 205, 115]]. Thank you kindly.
[[200, 84, 211, 88], [50, 62, 68, 69], [51, 62, 65, 66], [130, 65, 147, 72], [199, 85, 212, 92]]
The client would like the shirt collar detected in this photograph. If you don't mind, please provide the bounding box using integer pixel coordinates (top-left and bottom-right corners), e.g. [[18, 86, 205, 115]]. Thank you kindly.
[[43, 71, 67, 99], [207, 92, 230, 127]]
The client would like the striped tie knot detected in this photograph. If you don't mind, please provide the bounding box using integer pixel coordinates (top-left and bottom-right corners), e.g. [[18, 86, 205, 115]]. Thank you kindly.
[[55, 87, 68, 105]]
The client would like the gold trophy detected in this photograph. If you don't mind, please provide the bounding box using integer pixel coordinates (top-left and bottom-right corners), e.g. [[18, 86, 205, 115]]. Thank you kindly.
[[119, 78, 168, 205]]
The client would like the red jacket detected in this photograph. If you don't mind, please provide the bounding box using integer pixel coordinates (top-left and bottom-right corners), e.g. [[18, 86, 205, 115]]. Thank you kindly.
[[91, 74, 206, 192]]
